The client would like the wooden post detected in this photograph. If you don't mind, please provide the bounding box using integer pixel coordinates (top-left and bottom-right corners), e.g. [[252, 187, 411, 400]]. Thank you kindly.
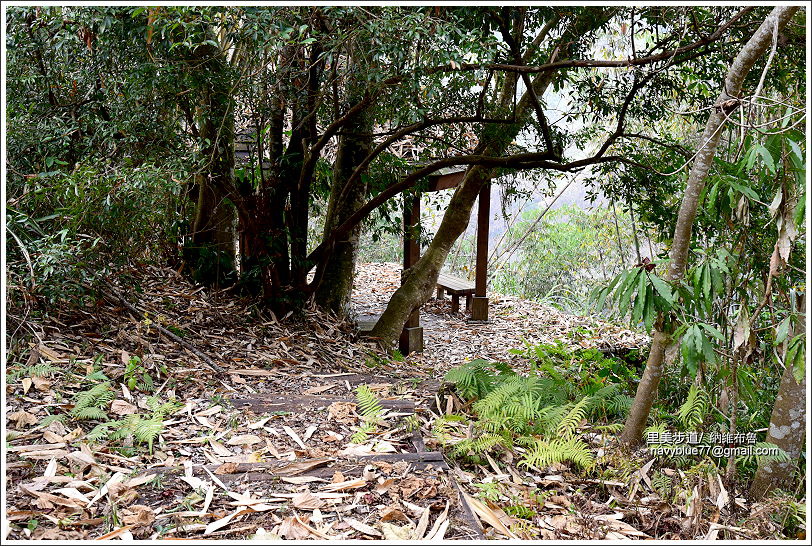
[[471, 184, 490, 321], [400, 193, 423, 353]]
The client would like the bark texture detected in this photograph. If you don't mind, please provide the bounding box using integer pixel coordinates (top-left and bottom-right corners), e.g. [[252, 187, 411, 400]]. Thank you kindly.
[[186, 50, 237, 287], [620, 5, 800, 447], [314, 93, 373, 316], [750, 297, 806, 499]]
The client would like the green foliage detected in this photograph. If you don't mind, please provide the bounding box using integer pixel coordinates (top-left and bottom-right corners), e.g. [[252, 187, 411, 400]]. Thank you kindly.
[[488, 204, 643, 314], [786, 334, 805, 384], [8, 362, 63, 382], [441, 352, 635, 470], [123, 356, 155, 392], [518, 436, 595, 470], [351, 385, 385, 444], [71, 382, 114, 420], [591, 261, 674, 332], [87, 396, 182, 453], [676, 385, 710, 430], [443, 359, 515, 400]]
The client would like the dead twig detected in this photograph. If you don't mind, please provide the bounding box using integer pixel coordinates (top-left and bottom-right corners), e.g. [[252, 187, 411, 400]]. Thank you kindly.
[[96, 283, 225, 375]]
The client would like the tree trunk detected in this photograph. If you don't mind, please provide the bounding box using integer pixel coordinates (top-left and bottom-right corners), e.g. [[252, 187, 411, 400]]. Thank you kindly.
[[620, 5, 800, 447], [369, 165, 494, 346], [750, 296, 806, 499], [314, 98, 372, 316], [367, 28, 567, 348], [184, 42, 237, 287]]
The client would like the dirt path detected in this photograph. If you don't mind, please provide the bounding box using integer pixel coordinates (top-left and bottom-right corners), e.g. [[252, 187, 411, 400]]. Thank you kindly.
[[5, 263, 652, 540]]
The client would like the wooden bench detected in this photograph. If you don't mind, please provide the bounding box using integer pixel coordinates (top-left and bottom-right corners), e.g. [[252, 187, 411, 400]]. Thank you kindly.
[[436, 273, 475, 313]]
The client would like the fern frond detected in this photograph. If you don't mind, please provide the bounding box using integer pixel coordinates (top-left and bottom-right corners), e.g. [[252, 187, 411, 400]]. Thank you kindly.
[[594, 423, 624, 434], [73, 382, 114, 411], [350, 421, 377, 444], [355, 385, 384, 422], [736, 441, 791, 467], [133, 417, 163, 452], [519, 437, 594, 469], [677, 385, 709, 430], [556, 396, 591, 439], [444, 359, 504, 400], [71, 407, 109, 421], [87, 422, 115, 442], [450, 432, 510, 459], [39, 414, 67, 427]]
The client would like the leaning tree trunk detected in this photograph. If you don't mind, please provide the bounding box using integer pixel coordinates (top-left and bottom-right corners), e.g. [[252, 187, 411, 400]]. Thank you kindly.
[[314, 96, 372, 316], [369, 165, 494, 346], [368, 36, 565, 348], [620, 5, 800, 447]]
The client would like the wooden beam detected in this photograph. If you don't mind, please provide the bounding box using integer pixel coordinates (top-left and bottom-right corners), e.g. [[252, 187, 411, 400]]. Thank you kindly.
[[475, 184, 490, 297], [427, 170, 465, 192], [401, 193, 423, 352]]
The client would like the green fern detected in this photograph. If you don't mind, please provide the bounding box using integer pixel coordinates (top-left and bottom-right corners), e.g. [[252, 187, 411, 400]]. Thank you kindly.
[[351, 385, 385, 444], [351, 422, 378, 444], [133, 418, 164, 452], [651, 471, 675, 499], [449, 432, 511, 459], [444, 359, 517, 400], [39, 414, 67, 427], [556, 396, 591, 439], [736, 441, 791, 467], [594, 422, 624, 433], [518, 436, 595, 469], [432, 414, 468, 444], [355, 385, 384, 422], [71, 382, 114, 420], [677, 385, 709, 430], [9, 363, 63, 381]]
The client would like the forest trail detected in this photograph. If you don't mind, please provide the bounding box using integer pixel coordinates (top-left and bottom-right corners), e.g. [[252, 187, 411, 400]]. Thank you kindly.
[[4, 264, 780, 540]]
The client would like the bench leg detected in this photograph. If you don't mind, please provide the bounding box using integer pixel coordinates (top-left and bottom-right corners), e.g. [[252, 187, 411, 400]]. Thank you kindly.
[[437, 287, 445, 300], [451, 295, 460, 314], [465, 295, 472, 310]]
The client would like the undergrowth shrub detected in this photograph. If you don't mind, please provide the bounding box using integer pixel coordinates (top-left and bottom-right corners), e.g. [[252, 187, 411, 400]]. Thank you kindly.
[[439, 343, 637, 471]]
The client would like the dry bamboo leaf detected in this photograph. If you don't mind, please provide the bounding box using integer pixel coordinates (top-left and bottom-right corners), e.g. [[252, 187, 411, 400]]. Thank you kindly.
[[247, 417, 271, 430], [303, 424, 318, 441], [425, 500, 449, 540], [196, 405, 223, 417], [282, 425, 307, 449], [415, 502, 431, 539], [204, 509, 242, 535], [344, 517, 382, 537], [461, 491, 518, 539], [209, 439, 233, 457], [322, 478, 366, 492], [291, 490, 325, 510], [226, 434, 262, 446]]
